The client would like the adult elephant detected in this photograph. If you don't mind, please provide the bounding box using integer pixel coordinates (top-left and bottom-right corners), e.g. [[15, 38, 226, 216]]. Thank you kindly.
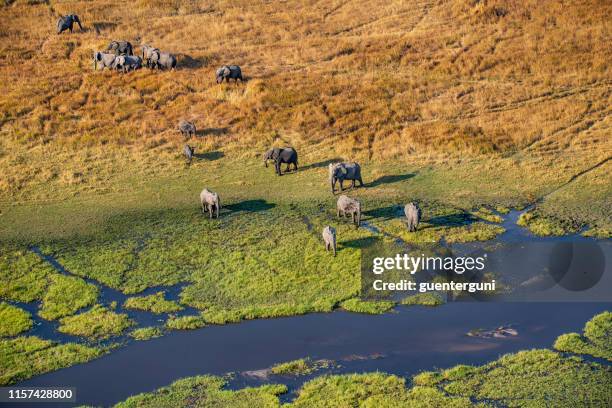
[[329, 162, 363, 193], [107, 40, 133, 56], [57, 14, 83, 34], [263, 147, 298, 176]]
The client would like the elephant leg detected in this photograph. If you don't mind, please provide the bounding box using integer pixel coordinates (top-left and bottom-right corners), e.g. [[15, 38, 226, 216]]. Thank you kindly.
[[275, 161, 282, 176], [339, 180, 344, 191], [359, 178, 364, 187], [294, 162, 298, 171], [351, 179, 355, 188]]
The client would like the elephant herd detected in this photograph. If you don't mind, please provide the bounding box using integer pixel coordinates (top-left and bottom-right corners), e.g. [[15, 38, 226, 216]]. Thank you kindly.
[[198, 147, 422, 256], [56, 14, 242, 78], [55, 14, 421, 257]]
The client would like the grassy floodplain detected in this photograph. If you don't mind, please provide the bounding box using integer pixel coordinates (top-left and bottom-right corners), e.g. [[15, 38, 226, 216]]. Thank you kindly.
[[112, 312, 612, 407], [0, 0, 611, 394]]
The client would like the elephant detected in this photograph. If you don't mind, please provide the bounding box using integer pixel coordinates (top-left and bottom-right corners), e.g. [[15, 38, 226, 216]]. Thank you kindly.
[[107, 40, 133, 56], [337, 195, 361, 227], [113, 55, 142, 72], [322, 226, 337, 256], [141, 44, 159, 68], [150, 50, 177, 70], [57, 14, 83, 34], [404, 202, 421, 232], [184, 145, 194, 163], [263, 147, 298, 176], [200, 188, 220, 219], [216, 65, 243, 83], [178, 120, 196, 138], [93, 51, 117, 70], [329, 162, 363, 193]]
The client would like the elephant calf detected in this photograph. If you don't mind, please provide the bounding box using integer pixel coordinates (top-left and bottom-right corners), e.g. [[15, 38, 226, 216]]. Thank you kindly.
[[93, 51, 117, 70], [404, 202, 421, 232], [57, 14, 83, 34], [337, 195, 361, 227], [200, 188, 221, 219], [329, 162, 363, 194], [107, 40, 133, 56], [322, 226, 337, 256], [113, 55, 142, 73], [216, 65, 243, 83], [263, 147, 298, 176], [184, 145, 195, 163], [179, 120, 196, 139]]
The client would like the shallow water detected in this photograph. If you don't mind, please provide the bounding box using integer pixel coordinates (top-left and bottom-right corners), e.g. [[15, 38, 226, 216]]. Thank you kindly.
[[8, 210, 612, 407]]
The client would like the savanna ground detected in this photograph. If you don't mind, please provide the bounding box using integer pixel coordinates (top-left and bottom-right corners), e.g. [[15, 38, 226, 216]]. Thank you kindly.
[[0, 0, 611, 400]]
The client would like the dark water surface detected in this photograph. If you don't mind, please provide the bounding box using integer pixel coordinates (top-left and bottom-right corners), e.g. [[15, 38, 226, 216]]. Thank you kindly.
[[14, 302, 611, 407]]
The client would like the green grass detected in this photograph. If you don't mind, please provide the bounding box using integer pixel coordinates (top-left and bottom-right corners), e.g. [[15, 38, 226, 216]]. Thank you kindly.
[[339, 298, 396, 314], [472, 207, 503, 223], [114, 375, 286, 408], [517, 210, 578, 236], [554, 311, 611, 361], [0, 245, 54, 302], [39, 274, 98, 320], [130, 327, 164, 341], [270, 358, 332, 376], [0, 302, 32, 337], [401, 292, 444, 307], [124, 292, 183, 314], [0, 336, 102, 385], [58, 305, 134, 340], [165, 314, 206, 330]]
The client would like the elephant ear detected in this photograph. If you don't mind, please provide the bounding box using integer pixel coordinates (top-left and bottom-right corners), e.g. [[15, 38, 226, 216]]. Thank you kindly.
[[340, 166, 348, 176], [222, 66, 230, 76]]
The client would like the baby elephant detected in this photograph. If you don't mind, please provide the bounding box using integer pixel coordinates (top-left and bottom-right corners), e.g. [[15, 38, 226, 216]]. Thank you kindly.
[[322, 226, 337, 256], [404, 202, 421, 232], [263, 147, 298, 176], [184, 145, 195, 163], [200, 188, 221, 219], [179, 120, 196, 139], [337, 195, 361, 227], [57, 14, 83, 34], [216, 65, 243, 83]]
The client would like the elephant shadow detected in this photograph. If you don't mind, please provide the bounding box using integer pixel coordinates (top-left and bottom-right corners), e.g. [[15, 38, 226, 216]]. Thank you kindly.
[[424, 212, 477, 228], [364, 205, 403, 222], [179, 54, 213, 69], [368, 173, 416, 187], [194, 151, 224, 161], [341, 237, 379, 250], [300, 158, 344, 171], [92, 22, 118, 35], [226, 199, 276, 213], [196, 128, 228, 137]]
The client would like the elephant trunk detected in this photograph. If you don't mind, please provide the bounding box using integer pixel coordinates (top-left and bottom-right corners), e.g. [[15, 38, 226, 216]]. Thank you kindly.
[[356, 209, 361, 227]]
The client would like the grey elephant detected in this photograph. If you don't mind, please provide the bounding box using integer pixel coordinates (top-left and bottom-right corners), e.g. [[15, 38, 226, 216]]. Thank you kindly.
[[337, 195, 361, 227], [57, 14, 83, 34], [184, 145, 194, 163], [216, 65, 243, 83], [141, 44, 159, 68], [322, 226, 337, 256], [200, 188, 220, 219], [329, 162, 363, 193], [107, 40, 133, 56], [113, 55, 142, 72], [93, 51, 116, 70], [150, 50, 177, 70], [179, 120, 196, 138], [404, 202, 421, 232], [263, 147, 298, 176]]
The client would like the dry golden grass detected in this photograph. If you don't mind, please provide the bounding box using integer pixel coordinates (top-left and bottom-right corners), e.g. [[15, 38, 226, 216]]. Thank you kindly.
[[0, 0, 610, 201]]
